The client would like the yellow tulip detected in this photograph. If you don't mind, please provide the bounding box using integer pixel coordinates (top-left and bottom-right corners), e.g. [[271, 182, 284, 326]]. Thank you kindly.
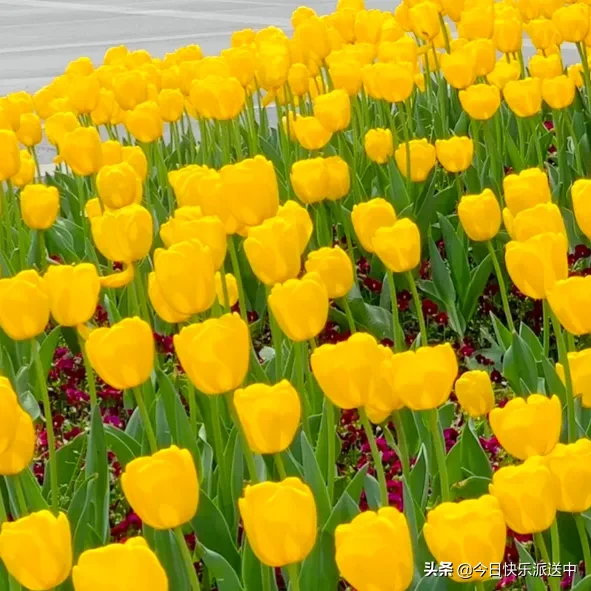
[[234, 380, 301, 454], [394, 139, 437, 182], [147, 272, 189, 324], [0, 404, 36, 476], [435, 136, 474, 173], [96, 162, 143, 210], [351, 198, 397, 253], [466, 39, 497, 77], [572, 179, 591, 240], [410, 1, 441, 41], [268, 272, 329, 342], [489, 394, 561, 459], [86, 317, 154, 390], [0, 270, 49, 340], [215, 272, 239, 308], [503, 202, 566, 241], [0, 511, 72, 591], [276, 201, 313, 253], [459, 84, 501, 120], [364, 128, 394, 164], [293, 116, 332, 150], [239, 478, 317, 567], [59, 127, 103, 176], [72, 537, 168, 591], [16, 112, 42, 147], [373, 218, 421, 273], [45, 112, 80, 148], [505, 232, 568, 300], [0, 130, 20, 182], [552, 3, 589, 43], [548, 276, 591, 335], [122, 446, 199, 530], [126, 101, 163, 144], [529, 54, 563, 80], [556, 348, 591, 407], [458, 188, 501, 241], [441, 50, 477, 90], [493, 18, 523, 53], [174, 313, 250, 395], [325, 156, 350, 201], [19, 184, 60, 230], [305, 246, 354, 299], [290, 157, 331, 204], [190, 76, 245, 121], [335, 507, 414, 591], [503, 167, 551, 216], [313, 89, 351, 132], [43, 264, 100, 327], [504, 78, 543, 118], [489, 456, 557, 534], [455, 370, 495, 417], [424, 495, 506, 582], [11, 150, 36, 188]]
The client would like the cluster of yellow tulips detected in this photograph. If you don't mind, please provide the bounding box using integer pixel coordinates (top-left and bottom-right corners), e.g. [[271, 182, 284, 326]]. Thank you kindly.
[[2, 0, 591, 589]]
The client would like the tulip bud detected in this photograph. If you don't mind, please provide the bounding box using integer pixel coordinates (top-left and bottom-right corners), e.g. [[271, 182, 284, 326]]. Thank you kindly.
[[459, 83, 501, 120], [113, 70, 148, 110], [0, 130, 20, 182], [215, 272, 239, 308], [556, 348, 591, 407], [458, 188, 501, 242], [60, 127, 103, 177], [305, 246, 353, 299], [424, 495, 506, 582], [410, 1, 441, 41], [568, 64, 584, 89], [505, 232, 568, 300], [244, 217, 302, 286], [158, 88, 185, 123], [335, 507, 414, 591], [125, 101, 163, 144], [293, 116, 332, 150], [542, 75, 575, 110], [395, 139, 436, 182], [571, 179, 591, 240], [276, 201, 313, 253], [16, 113, 42, 147], [435, 136, 474, 173], [91, 203, 153, 263], [504, 78, 543, 118], [91, 88, 123, 127], [0, 270, 49, 340], [441, 50, 477, 89], [190, 76, 246, 121], [234, 380, 301, 454], [544, 439, 591, 513], [455, 370, 495, 417], [239, 478, 317, 567], [153, 239, 216, 317], [313, 89, 351, 133], [364, 128, 394, 164], [147, 272, 189, 324], [503, 202, 566, 242], [174, 313, 249, 394], [489, 456, 557, 534], [268, 272, 329, 342], [383, 343, 458, 410], [493, 18, 522, 53], [0, 378, 20, 454], [366, 62, 415, 103], [325, 156, 350, 201], [101, 139, 123, 166], [86, 317, 154, 390], [547, 276, 591, 335], [354, 9, 388, 43], [72, 537, 168, 591], [68, 73, 101, 115], [351, 198, 397, 253], [11, 150, 35, 188], [290, 157, 331, 204], [43, 263, 100, 327], [373, 218, 421, 273], [122, 446, 199, 530], [122, 146, 148, 182], [489, 394, 561, 459], [466, 38, 496, 77], [552, 3, 589, 43], [96, 162, 142, 210], [0, 403, 36, 476], [458, 6, 494, 40], [220, 156, 279, 227], [311, 332, 390, 409], [503, 167, 551, 216], [0, 510, 72, 590], [529, 54, 563, 80], [329, 60, 363, 96], [19, 184, 60, 231]]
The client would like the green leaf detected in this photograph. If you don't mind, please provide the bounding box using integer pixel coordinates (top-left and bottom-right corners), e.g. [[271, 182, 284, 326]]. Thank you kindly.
[[18, 468, 49, 512], [191, 490, 241, 574], [43, 432, 86, 499], [437, 214, 470, 307], [503, 332, 538, 395], [516, 542, 547, 591], [541, 358, 566, 405], [148, 529, 190, 590], [364, 473, 381, 510], [446, 441, 463, 487], [460, 421, 492, 479], [451, 475, 491, 501], [299, 530, 340, 591], [572, 575, 591, 591], [69, 474, 97, 558], [409, 445, 429, 511], [461, 255, 493, 324], [519, 322, 544, 362], [31, 327, 61, 399], [104, 424, 141, 467], [505, 132, 525, 172], [301, 432, 331, 527], [200, 545, 244, 591]]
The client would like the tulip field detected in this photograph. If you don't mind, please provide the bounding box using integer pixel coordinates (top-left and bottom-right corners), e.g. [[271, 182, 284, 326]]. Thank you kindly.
[[4, 0, 591, 589]]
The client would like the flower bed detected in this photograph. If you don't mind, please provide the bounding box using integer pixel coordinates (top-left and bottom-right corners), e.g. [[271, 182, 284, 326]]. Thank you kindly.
[[1, 0, 591, 590]]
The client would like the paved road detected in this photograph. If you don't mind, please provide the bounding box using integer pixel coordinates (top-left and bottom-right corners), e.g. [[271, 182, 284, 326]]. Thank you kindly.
[[0, 0, 394, 96]]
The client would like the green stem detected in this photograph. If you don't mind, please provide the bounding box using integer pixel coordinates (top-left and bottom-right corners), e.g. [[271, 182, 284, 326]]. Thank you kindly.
[[341, 297, 356, 334], [286, 561, 301, 591], [575, 514, 591, 576], [186, 380, 197, 437], [32, 340, 59, 514], [359, 408, 388, 507], [428, 408, 450, 502], [174, 527, 201, 591], [261, 564, 273, 591], [266, 285, 283, 381], [210, 395, 229, 496], [78, 334, 97, 409], [274, 452, 288, 480], [38, 230, 47, 271], [294, 342, 312, 441], [13, 475, 28, 517], [530, 117, 544, 168], [132, 387, 158, 453], [392, 411, 410, 484], [486, 241, 516, 333], [542, 300, 550, 360], [549, 310, 577, 442], [406, 271, 427, 346], [219, 267, 231, 311], [225, 392, 258, 483], [332, 201, 358, 282], [228, 237, 248, 322], [534, 532, 559, 591], [325, 399, 336, 503], [565, 110, 585, 176], [550, 519, 560, 565], [386, 271, 403, 352]]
